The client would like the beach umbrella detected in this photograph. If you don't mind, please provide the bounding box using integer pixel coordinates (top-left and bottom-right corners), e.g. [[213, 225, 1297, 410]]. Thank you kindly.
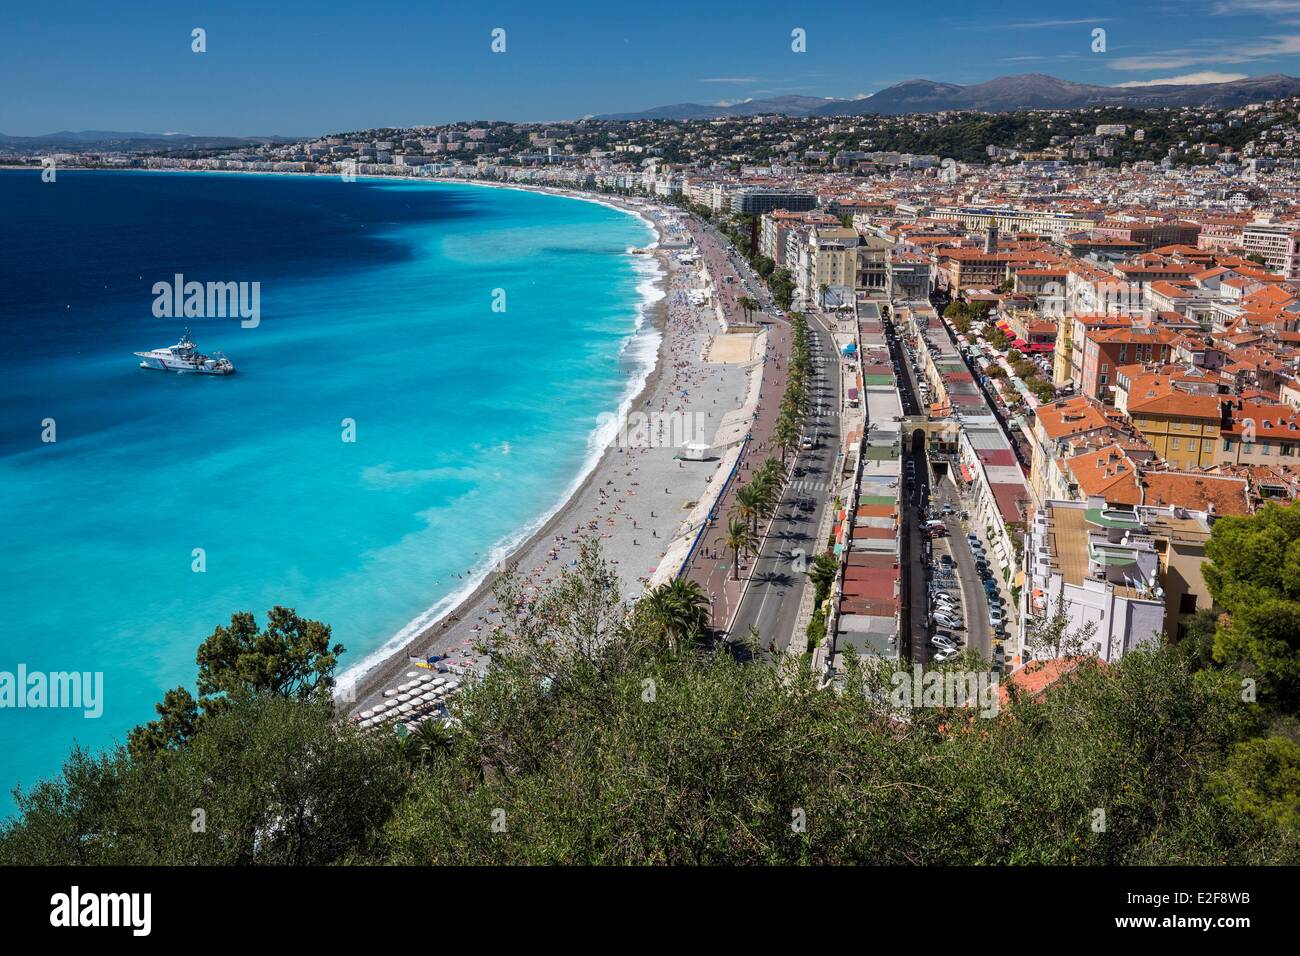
[[360, 709, 374, 719], [397, 693, 412, 703], [383, 688, 398, 697], [405, 671, 420, 678], [398, 702, 414, 713]]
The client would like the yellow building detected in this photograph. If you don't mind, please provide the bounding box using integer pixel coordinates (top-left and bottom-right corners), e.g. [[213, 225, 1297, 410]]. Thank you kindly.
[[1125, 386, 1221, 470]]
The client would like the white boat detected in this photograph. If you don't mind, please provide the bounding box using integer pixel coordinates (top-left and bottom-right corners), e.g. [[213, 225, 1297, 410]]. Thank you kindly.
[[135, 329, 234, 375]]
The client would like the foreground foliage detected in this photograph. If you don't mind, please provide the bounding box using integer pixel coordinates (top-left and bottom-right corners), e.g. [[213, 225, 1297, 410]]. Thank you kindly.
[[4, 540, 1296, 865]]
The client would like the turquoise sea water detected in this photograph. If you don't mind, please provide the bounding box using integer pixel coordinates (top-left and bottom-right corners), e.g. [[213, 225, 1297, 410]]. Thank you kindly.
[[0, 171, 657, 812]]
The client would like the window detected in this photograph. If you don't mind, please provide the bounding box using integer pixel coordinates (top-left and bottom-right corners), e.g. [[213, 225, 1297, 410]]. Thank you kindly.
[[1187, 439, 1197, 452], [1223, 438, 1235, 451], [1171, 437, 1180, 450], [1180, 593, 1198, 614]]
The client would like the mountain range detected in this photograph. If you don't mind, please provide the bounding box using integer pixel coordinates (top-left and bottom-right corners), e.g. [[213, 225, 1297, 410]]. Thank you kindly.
[[594, 73, 1300, 120]]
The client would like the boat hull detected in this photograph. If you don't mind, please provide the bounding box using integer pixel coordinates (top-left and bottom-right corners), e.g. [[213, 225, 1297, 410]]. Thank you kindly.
[[137, 356, 234, 375]]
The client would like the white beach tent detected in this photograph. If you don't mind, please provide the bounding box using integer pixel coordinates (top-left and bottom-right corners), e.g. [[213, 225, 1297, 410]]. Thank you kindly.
[[682, 441, 710, 461]]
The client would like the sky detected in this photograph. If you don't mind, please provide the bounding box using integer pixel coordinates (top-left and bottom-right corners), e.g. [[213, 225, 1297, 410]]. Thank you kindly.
[[6, 0, 1300, 136]]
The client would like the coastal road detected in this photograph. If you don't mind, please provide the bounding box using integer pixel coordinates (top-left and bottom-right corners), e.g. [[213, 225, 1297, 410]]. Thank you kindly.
[[726, 317, 841, 654], [681, 218, 792, 631]]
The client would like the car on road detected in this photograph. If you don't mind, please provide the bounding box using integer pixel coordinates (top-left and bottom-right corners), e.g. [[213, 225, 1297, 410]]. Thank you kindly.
[[800, 436, 814, 451]]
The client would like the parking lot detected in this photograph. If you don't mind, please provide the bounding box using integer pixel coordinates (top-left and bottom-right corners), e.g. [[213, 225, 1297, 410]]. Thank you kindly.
[[926, 475, 1009, 673]]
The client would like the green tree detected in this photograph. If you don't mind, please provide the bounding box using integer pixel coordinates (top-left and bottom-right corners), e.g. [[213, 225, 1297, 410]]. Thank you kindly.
[[129, 606, 344, 758], [1023, 593, 1100, 661], [641, 577, 709, 652], [1203, 503, 1300, 706], [3, 695, 405, 865], [726, 518, 759, 580], [1210, 736, 1300, 830]]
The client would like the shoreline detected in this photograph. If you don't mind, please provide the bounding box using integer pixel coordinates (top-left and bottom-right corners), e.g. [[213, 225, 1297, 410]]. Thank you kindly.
[[337, 185, 679, 705]]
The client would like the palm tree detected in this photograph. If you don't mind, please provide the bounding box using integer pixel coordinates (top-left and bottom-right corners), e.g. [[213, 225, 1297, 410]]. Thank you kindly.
[[642, 577, 709, 652], [402, 718, 457, 770], [726, 518, 758, 580], [738, 295, 758, 323], [774, 417, 800, 466], [731, 483, 758, 530]]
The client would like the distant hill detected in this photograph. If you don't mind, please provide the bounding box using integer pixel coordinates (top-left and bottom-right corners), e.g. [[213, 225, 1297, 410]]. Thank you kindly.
[[0, 130, 300, 152], [595, 73, 1300, 121]]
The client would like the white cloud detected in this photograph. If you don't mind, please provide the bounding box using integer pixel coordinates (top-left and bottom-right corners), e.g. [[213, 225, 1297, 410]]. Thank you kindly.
[[1114, 70, 1249, 86], [1109, 34, 1300, 70], [698, 77, 760, 84], [966, 17, 1112, 30], [1212, 1, 1300, 15]]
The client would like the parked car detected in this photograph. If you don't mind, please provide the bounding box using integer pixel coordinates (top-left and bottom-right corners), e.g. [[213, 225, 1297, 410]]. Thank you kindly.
[[930, 635, 959, 652], [988, 609, 1005, 627], [939, 554, 954, 567], [933, 647, 960, 662]]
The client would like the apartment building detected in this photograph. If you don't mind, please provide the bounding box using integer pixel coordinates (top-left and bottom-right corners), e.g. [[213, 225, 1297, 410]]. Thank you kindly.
[[1241, 221, 1300, 279], [808, 225, 860, 307], [887, 249, 933, 302], [1079, 325, 1178, 401], [1117, 372, 1222, 470], [731, 187, 817, 215], [758, 209, 839, 267], [1218, 397, 1300, 464], [1028, 396, 1134, 504], [1022, 499, 1169, 663]]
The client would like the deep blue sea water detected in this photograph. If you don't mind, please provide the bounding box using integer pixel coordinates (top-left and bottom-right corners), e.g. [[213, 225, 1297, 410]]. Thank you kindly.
[[0, 170, 657, 812]]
